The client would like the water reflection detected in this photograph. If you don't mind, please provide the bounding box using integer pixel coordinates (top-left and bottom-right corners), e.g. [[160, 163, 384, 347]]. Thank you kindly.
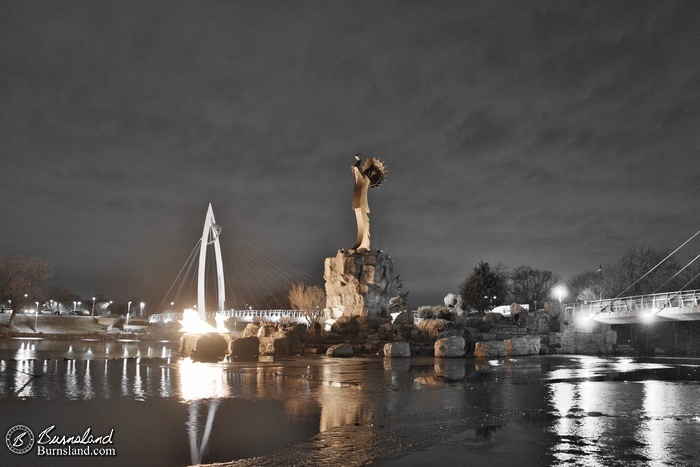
[[548, 377, 700, 465], [178, 359, 227, 465], [3, 341, 700, 466], [0, 338, 178, 361]]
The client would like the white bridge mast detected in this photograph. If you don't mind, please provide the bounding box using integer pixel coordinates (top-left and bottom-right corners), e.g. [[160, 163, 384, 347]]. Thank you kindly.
[[197, 203, 225, 320]]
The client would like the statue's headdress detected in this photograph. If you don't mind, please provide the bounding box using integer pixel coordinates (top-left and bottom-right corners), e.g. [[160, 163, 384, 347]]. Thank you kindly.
[[362, 157, 387, 188]]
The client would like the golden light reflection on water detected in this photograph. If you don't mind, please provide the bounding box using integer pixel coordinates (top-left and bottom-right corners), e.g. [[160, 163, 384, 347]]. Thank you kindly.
[[177, 358, 230, 401], [177, 359, 229, 465], [318, 365, 366, 432]]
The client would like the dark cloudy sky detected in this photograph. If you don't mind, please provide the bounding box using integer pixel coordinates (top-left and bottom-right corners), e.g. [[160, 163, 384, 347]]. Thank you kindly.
[[1, 1, 699, 309]]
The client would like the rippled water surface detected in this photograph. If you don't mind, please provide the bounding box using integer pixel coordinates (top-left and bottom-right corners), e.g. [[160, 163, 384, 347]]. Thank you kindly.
[[2, 338, 700, 466]]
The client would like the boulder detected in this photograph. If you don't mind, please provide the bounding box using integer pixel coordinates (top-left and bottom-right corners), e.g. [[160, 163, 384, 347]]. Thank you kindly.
[[443, 293, 464, 316], [505, 335, 541, 356], [434, 336, 465, 358], [179, 333, 198, 357], [331, 315, 367, 333], [392, 311, 414, 325], [286, 323, 309, 345], [259, 336, 291, 356], [416, 319, 452, 339], [326, 343, 354, 358], [474, 340, 507, 357], [383, 342, 411, 358], [179, 333, 229, 362], [257, 323, 276, 338], [230, 336, 260, 361], [241, 322, 261, 338]]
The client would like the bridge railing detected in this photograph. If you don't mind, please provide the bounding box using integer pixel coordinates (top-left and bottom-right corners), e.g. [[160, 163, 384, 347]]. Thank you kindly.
[[566, 289, 700, 317], [209, 309, 309, 323]]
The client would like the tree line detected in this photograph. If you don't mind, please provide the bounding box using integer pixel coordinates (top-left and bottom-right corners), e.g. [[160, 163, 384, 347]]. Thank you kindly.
[[458, 245, 700, 313], [2, 244, 699, 328]]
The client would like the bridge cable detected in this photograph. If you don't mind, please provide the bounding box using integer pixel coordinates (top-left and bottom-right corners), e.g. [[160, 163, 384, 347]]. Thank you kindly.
[[155, 241, 201, 313], [652, 252, 700, 294], [614, 228, 700, 299], [651, 270, 700, 315]]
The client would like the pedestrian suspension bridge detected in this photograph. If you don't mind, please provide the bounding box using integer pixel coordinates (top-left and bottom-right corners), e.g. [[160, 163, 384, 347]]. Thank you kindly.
[[151, 203, 320, 326], [567, 289, 700, 324]]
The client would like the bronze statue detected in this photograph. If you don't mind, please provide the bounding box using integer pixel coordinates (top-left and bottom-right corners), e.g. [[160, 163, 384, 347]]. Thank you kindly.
[[351, 155, 387, 251]]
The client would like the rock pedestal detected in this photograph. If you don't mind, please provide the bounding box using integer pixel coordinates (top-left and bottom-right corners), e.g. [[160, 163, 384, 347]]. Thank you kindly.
[[324, 249, 399, 320]]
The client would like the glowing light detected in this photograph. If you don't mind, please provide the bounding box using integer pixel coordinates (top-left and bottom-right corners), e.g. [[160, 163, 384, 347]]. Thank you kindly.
[[553, 285, 568, 303], [179, 309, 217, 334], [576, 313, 595, 326], [214, 314, 228, 333]]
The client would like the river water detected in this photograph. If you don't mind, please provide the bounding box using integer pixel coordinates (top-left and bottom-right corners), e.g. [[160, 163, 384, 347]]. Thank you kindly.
[[1, 338, 700, 466]]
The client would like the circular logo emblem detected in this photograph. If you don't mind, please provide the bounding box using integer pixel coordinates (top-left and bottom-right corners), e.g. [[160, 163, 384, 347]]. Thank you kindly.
[[5, 425, 34, 455]]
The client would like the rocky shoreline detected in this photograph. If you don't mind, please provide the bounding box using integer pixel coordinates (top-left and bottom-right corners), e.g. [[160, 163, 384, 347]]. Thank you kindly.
[[177, 305, 621, 362]]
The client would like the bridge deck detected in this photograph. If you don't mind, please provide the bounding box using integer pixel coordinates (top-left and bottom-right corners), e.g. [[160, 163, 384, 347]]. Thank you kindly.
[[567, 289, 700, 324]]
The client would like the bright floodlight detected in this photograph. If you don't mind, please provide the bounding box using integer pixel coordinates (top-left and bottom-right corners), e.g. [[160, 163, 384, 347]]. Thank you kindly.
[[179, 309, 217, 334], [642, 308, 659, 322], [553, 285, 568, 303]]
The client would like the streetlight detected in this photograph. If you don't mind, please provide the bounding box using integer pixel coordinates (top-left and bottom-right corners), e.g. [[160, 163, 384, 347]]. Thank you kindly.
[[553, 285, 567, 303], [139, 302, 145, 316], [73, 301, 77, 312], [92, 297, 96, 316]]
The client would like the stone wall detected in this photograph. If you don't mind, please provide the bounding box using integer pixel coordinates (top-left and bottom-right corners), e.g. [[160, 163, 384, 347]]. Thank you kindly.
[[323, 249, 399, 320], [463, 308, 616, 356], [308, 317, 437, 356]]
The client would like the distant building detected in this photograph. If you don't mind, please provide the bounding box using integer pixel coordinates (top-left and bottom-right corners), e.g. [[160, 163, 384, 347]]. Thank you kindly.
[[490, 304, 529, 316]]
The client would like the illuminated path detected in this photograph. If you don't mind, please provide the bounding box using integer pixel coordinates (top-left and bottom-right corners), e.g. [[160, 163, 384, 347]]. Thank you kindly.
[[567, 289, 700, 324]]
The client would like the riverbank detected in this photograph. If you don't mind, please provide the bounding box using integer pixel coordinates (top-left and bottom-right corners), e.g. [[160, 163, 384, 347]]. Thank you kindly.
[[0, 313, 181, 341]]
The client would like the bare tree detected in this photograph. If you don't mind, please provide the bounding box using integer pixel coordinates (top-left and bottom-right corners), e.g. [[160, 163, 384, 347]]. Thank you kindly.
[[508, 265, 560, 309], [567, 270, 603, 302], [603, 246, 681, 297], [0, 255, 54, 329], [288, 281, 326, 327]]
